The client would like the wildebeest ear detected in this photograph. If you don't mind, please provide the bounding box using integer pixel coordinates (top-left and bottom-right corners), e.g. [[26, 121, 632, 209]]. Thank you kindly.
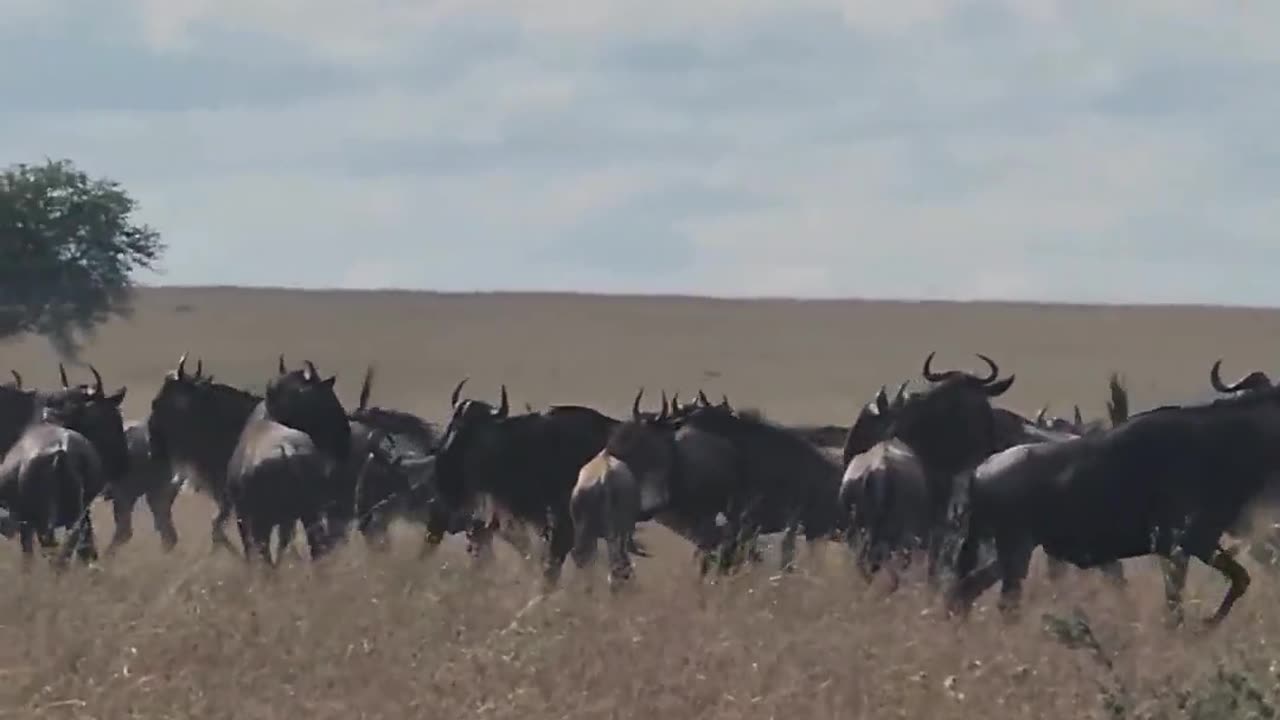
[[106, 387, 127, 406], [322, 376, 336, 388]]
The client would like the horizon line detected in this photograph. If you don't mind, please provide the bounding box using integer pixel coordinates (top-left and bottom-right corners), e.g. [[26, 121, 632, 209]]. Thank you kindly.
[[135, 283, 1280, 314]]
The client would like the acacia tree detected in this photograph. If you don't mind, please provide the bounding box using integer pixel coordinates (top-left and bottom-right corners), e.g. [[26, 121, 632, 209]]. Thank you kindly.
[[0, 158, 165, 356]]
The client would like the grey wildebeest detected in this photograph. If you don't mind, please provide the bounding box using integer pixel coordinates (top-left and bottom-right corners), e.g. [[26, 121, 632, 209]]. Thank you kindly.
[[225, 357, 353, 565], [433, 379, 618, 586], [569, 388, 672, 588], [348, 366, 481, 557], [946, 367, 1280, 627], [839, 437, 930, 590], [0, 364, 129, 567]]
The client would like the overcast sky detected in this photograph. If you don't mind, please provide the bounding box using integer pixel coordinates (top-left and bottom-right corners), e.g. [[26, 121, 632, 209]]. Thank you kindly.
[[3, 1, 1277, 304]]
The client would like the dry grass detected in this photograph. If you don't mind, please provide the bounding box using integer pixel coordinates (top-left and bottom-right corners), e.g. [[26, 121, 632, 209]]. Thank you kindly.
[[4, 287, 1280, 719]]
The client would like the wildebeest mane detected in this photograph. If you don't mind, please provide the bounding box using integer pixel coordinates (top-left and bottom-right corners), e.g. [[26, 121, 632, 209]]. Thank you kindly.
[[350, 406, 438, 450]]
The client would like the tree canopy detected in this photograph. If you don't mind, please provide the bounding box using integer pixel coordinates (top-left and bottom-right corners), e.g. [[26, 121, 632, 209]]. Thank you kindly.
[[0, 158, 165, 356]]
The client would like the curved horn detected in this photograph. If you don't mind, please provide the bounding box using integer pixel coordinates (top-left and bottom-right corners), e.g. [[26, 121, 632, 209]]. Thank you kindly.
[[59, 363, 69, 389], [658, 390, 669, 421], [89, 364, 104, 395], [450, 377, 469, 408], [974, 353, 999, 384], [195, 358, 203, 378], [697, 389, 710, 407], [1208, 358, 1259, 392], [176, 353, 188, 378], [922, 351, 948, 382], [496, 385, 509, 418], [983, 374, 1016, 397], [1073, 405, 1083, 426], [671, 391, 682, 413], [303, 360, 318, 382], [720, 393, 730, 408], [278, 355, 287, 375], [1034, 406, 1048, 425], [632, 386, 645, 420], [9, 370, 22, 389], [359, 366, 374, 410]]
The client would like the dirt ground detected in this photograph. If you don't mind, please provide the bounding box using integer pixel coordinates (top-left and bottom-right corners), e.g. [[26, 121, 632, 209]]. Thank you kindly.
[[3, 286, 1280, 719]]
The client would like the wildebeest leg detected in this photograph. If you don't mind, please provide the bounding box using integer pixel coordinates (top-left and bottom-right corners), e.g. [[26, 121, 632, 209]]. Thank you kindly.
[[74, 513, 99, 564], [106, 492, 138, 555], [1161, 552, 1190, 628], [300, 511, 329, 561], [145, 483, 180, 552], [1203, 546, 1251, 626], [248, 518, 274, 567], [211, 495, 235, 552], [605, 531, 634, 591], [779, 525, 798, 574], [19, 526, 36, 572], [466, 519, 495, 564], [542, 513, 574, 590], [994, 533, 1035, 621], [418, 529, 444, 558], [276, 520, 299, 562]]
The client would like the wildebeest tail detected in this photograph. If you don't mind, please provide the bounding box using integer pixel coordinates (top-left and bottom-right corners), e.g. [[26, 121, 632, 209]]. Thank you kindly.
[[1106, 373, 1129, 426]]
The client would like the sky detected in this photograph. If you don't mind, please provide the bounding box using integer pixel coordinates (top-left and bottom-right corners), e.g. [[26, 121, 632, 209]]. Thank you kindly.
[[2, 0, 1278, 305]]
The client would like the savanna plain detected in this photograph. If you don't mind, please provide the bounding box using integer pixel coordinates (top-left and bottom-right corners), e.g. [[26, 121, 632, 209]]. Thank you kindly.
[[5, 286, 1280, 719]]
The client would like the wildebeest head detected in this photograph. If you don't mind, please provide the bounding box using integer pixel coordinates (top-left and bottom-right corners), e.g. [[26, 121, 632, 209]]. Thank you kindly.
[[44, 363, 130, 481], [1210, 359, 1272, 397], [602, 388, 677, 514], [265, 356, 352, 463], [842, 380, 909, 466], [433, 377, 510, 509], [879, 352, 1015, 476]]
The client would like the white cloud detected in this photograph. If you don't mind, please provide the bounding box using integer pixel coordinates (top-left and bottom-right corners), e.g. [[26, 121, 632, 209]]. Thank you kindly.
[[3, 0, 1280, 304]]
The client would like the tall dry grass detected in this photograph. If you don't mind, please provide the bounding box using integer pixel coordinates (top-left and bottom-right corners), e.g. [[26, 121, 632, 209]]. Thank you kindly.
[[1, 494, 1278, 719]]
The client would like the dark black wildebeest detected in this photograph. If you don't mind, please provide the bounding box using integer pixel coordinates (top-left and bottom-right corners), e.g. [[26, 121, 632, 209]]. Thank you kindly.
[[148, 355, 264, 552], [225, 357, 352, 565], [0, 365, 129, 567], [569, 389, 672, 589], [947, 369, 1280, 627], [664, 400, 846, 573], [434, 379, 617, 587]]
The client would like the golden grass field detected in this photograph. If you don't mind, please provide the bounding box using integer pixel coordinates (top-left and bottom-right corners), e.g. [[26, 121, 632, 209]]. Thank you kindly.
[[5, 286, 1280, 719]]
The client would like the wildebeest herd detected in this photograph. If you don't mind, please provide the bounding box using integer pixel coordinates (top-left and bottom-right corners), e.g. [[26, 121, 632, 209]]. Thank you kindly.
[[3, 351, 1280, 630]]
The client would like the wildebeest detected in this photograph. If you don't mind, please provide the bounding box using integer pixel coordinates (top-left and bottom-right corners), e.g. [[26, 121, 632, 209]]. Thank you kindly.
[[434, 379, 618, 586], [147, 355, 264, 552], [225, 357, 353, 565], [841, 353, 1015, 581], [347, 366, 479, 556], [947, 369, 1280, 626], [569, 389, 673, 588], [663, 399, 846, 573], [102, 419, 181, 553], [0, 364, 129, 567], [839, 438, 930, 589]]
